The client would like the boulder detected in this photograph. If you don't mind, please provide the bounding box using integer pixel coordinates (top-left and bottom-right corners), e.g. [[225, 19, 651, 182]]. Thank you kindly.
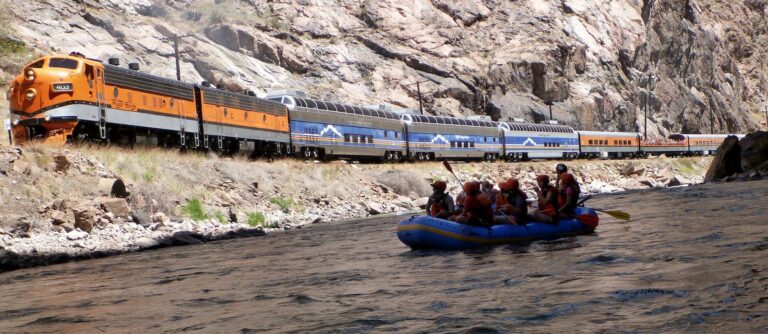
[[415, 197, 429, 209], [50, 210, 71, 225], [66, 229, 88, 240], [74, 208, 97, 232], [739, 131, 768, 171], [364, 201, 384, 215], [135, 237, 160, 248], [54, 155, 70, 172], [638, 177, 657, 188], [152, 212, 171, 225], [101, 198, 131, 217], [704, 135, 743, 182], [11, 160, 30, 174], [620, 162, 644, 176], [667, 175, 691, 187], [131, 210, 152, 227]]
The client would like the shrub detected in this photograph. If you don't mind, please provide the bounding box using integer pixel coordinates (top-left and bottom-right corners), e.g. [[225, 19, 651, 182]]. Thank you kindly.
[[269, 197, 295, 213], [375, 170, 431, 197], [182, 198, 208, 220], [246, 212, 265, 226], [213, 210, 228, 224]]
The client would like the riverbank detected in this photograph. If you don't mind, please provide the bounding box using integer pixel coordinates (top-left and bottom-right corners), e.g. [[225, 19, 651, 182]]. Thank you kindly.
[[0, 142, 715, 271]]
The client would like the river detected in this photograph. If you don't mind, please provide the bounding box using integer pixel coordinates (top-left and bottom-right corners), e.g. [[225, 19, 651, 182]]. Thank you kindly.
[[1, 180, 767, 333]]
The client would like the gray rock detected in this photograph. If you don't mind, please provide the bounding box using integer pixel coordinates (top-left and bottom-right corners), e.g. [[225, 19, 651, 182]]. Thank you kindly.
[[66, 229, 88, 240], [131, 210, 152, 227], [415, 197, 429, 209], [135, 237, 160, 248]]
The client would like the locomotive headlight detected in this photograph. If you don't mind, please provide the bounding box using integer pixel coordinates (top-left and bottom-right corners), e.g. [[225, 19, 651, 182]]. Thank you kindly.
[[24, 69, 35, 81], [51, 82, 73, 92], [12, 119, 20, 126], [24, 88, 36, 101], [44, 115, 51, 122]]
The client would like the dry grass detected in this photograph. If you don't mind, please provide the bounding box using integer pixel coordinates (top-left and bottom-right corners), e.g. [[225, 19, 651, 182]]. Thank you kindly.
[[374, 169, 431, 197]]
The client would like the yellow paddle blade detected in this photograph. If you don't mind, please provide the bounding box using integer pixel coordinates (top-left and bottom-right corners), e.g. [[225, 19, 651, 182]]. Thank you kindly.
[[595, 209, 631, 221]]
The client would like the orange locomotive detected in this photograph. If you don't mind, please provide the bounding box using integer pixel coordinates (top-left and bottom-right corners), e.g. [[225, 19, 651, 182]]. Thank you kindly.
[[7, 53, 289, 155]]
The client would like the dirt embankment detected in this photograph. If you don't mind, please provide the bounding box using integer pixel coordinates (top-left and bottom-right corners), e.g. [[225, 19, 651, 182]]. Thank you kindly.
[[0, 142, 715, 271]]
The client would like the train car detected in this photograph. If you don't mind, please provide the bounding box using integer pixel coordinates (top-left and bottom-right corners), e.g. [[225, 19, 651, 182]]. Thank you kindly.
[[197, 86, 290, 156], [400, 114, 502, 161], [640, 137, 688, 156], [577, 131, 641, 158], [267, 92, 406, 161], [500, 122, 579, 160], [8, 53, 201, 146], [672, 134, 740, 155]]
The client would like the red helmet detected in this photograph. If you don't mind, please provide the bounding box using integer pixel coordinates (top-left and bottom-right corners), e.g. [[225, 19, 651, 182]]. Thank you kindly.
[[561, 172, 576, 184], [431, 180, 447, 192], [463, 181, 480, 194], [536, 174, 550, 183], [500, 178, 519, 191]]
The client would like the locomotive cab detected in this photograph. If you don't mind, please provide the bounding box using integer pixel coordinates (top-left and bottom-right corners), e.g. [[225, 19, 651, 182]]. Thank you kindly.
[[9, 53, 98, 144]]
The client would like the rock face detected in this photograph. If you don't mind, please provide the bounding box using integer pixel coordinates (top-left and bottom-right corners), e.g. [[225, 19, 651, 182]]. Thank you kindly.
[[2, 0, 764, 133]]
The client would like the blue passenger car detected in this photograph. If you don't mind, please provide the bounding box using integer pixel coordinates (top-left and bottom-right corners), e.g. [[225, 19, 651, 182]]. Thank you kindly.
[[400, 114, 503, 161], [500, 122, 579, 160], [267, 92, 406, 161]]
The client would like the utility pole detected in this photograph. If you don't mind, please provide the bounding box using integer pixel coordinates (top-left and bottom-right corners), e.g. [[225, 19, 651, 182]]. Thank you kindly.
[[416, 81, 423, 115], [644, 74, 654, 140], [163, 34, 192, 81], [405, 79, 431, 115], [546, 99, 554, 120]]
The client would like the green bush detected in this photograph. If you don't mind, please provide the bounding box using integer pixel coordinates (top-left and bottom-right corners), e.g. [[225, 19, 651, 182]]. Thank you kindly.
[[181, 198, 208, 221], [246, 212, 265, 226], [213, 210, 228, 224], [0, 38, 26, 56], [269, 197, 295, 213]]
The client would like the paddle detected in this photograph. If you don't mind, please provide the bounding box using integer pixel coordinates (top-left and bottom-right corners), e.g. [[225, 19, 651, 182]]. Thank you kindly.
[[442, 160, 462, 184], [592, 208, 630, 221], [575, 194, 630, 221]]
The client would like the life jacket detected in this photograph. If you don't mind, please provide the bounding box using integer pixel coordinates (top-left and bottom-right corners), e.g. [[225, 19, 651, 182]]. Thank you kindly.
[[463, 194, 494, 225], [497, 190, 526, 210], [429, 193, 449, 217], [539, 185, 560, 217], [558, 183, 581, 214]]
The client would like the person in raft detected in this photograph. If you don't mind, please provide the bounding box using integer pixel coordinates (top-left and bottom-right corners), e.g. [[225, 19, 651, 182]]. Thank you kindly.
[[529, 174, 559, 224], [480, 180, 499, 211], [453, 181, 494, 226], [555, 163, 568, 189], [557, 172, 581, 219], [425, 180, 455, 219], [494, 178, 528, 225]]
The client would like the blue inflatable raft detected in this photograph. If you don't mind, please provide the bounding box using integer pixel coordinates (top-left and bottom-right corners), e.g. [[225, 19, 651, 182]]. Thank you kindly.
[[396, 207, 599, 250]]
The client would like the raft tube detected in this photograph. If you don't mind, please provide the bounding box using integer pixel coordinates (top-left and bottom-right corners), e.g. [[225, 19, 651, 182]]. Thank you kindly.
[[396, 207, 599, 250]]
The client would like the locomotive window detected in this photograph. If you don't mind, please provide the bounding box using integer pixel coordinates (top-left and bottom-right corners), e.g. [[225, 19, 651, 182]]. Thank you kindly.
[[27, 59, 44, 69], [49, 58, 79, 69]]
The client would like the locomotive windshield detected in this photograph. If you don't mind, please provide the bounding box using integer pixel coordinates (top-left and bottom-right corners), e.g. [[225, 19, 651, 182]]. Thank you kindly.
[[48, 58, 79, 69]]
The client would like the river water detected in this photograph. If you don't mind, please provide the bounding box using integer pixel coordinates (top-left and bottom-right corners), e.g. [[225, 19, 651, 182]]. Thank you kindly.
[[1, 180, 767, 333]]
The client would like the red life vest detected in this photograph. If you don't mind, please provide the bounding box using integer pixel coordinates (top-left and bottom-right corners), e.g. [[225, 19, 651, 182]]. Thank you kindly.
[[429, 193, 449, 217]]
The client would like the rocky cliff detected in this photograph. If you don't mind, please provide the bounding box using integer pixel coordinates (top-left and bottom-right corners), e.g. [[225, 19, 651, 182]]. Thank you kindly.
[[1, 0, 766, 134]]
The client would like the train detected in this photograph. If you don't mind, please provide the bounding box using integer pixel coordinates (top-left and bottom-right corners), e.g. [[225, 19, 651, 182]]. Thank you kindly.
[[7, 53, 742, 161]]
